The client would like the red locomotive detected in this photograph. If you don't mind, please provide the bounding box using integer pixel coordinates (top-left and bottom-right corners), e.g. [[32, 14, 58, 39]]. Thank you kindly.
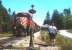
[[12, 12, 39, 36]]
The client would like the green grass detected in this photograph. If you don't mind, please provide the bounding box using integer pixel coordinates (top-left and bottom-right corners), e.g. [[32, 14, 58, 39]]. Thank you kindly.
[[40, 30, 72, 50], [67, 29, 72, 33], [0, 32, 13, 37]]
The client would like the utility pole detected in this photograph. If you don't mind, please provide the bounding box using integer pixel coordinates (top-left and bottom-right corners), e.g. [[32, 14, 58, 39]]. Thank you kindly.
[[28, 5, 36, 50]]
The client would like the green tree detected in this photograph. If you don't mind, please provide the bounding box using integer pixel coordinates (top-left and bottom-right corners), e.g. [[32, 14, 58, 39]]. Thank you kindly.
[[63, 8, 71, 29], [63, 8, 71, 16], [0, 0, 10, 32], [57, 13, 65, 29], [43, 11, 50, 25], [51, 9, 60, 28], [65, 16, 72, 29], [51, 10, 65, 29]]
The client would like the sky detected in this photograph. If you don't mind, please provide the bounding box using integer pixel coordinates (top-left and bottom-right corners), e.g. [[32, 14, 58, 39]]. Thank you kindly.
[[2, 0, 72, 26]]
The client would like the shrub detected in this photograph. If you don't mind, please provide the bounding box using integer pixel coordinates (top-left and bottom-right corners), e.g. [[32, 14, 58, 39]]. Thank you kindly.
[[40, 30, 72, 50]]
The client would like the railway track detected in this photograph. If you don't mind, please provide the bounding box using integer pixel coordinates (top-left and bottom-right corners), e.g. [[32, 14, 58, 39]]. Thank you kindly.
[[0, 30, 44, 48], [0, 36, 25, 48]]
